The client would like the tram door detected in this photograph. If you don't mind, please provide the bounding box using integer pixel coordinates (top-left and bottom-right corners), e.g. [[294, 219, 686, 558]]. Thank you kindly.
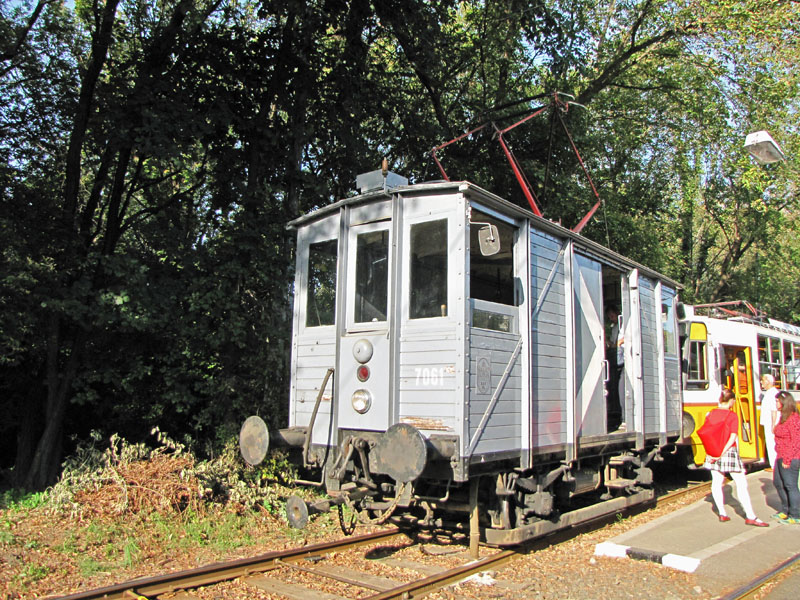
[[573, 253, 606, 436], [337, 221, 392, 431], [721, 346, 759, 461]]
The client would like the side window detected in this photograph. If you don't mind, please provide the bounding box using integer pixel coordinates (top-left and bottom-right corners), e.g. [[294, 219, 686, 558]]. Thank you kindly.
[[354, 229, 389, 323], [758, 335, 782, 383], [409, 219, 448, 319], [305, 239, 338, 327], [661, 294, 677, 356], [790, 343, 800, 390], [783, 340, 793, 389], [469, 212, 515, 306], [686, 322, 708, 390]]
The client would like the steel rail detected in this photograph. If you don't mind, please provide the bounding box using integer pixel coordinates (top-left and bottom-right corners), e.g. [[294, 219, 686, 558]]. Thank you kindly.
[[657, 481, 712, 507], [54, 481, 714, 600], [362, 481, 714, 599], [718, 552, 800, 600], [54, 527, 405, 600]]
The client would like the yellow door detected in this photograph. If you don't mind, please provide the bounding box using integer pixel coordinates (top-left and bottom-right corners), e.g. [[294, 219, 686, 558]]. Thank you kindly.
[[724, 348, 758, 461]]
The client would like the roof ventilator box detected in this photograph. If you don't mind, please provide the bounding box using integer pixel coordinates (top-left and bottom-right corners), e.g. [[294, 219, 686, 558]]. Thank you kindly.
[[356, 170, 408, 193]]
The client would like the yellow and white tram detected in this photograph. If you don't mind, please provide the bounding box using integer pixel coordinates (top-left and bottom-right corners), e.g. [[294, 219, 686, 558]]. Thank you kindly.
[[680, 301, 800, 466]]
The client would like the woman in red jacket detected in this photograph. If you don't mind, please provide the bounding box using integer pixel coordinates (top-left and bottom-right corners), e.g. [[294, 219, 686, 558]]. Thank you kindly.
[[704, 388, 768, 526], [771, 391, 800, 524]]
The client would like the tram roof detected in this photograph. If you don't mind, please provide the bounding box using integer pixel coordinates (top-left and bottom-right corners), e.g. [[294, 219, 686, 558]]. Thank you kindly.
[[288, 180, 681, 289], [692, 314, 800, 338]]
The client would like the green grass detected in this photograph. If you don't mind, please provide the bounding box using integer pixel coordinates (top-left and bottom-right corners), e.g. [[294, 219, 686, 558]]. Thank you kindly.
[[19, 563, 50, 582], [78, 556, 113, 578], [0, 489, 48, 511], [0, 519, 14, 545]]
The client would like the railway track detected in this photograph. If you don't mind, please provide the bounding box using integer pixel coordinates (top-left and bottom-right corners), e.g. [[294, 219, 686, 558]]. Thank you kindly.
[[54, 482, 713, 600]]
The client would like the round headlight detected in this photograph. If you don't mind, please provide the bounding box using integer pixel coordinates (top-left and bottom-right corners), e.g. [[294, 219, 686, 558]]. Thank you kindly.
[[352, 339, 374, 363], [351, 389, 372, 414]]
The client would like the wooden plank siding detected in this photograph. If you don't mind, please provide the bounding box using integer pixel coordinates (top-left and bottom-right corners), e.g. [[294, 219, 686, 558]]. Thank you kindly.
[[397, 328, 461, 434], [468, 329, 522, 455], [663, 288, 683, 432], [292, 335, 336, 446], [530, 228, 568, 448], [638, 278, 661, 434]]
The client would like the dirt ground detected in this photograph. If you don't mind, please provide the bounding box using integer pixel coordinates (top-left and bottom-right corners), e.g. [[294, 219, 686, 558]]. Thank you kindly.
[[1, 465, 789, 600]]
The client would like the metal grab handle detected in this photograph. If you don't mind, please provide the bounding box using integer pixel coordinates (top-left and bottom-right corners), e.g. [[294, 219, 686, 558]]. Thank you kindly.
[[303, 367, 335, 468], [603, 359, 609, 383]]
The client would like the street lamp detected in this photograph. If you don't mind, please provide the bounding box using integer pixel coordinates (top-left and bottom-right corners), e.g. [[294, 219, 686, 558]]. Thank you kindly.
[[744, 129, 787, 312], [745, 130, 786, 164]]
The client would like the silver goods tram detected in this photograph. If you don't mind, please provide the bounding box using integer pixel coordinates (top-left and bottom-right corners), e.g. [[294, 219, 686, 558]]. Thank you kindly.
[[240, 170, 683, 546]]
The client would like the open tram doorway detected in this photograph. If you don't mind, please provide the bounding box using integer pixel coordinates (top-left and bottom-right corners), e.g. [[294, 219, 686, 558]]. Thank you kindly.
[[720, 346, 759, 463], [602, 266, 627, 433]]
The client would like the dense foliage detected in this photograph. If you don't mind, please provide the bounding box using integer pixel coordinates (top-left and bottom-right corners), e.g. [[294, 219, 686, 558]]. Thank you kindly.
[[1, 0, 798, 489]]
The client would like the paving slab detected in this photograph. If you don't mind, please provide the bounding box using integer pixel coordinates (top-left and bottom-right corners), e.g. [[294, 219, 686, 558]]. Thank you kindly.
[[595, 471, 800, 595]]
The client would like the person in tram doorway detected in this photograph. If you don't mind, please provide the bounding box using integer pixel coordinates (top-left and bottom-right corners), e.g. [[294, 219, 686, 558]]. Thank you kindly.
[[770, 391, 800, 524], [704, 388, 769, 526], [759, 374, 779, 471], [605, 304, 625, 431]]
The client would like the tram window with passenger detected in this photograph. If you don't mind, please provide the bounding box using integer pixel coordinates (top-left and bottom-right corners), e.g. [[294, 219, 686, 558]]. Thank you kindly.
[[783, 341, 800, 390], [758, 335, 782, 384]]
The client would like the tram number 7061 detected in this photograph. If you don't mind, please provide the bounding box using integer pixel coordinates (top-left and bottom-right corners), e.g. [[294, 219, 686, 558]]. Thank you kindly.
[[415, 367, 447, 387]]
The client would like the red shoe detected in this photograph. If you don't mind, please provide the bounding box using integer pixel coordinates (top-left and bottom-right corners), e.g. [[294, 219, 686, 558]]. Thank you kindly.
[[718, 515, 731, 522], [745, 518, 769, 527]]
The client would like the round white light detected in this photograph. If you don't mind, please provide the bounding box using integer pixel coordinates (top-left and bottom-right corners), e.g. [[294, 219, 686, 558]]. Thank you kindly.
[[351, 389, 372, 414], [352, 339, 374, 363]]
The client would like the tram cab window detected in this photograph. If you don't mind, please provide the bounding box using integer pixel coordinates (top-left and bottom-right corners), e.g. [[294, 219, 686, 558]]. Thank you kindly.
[[686, 322, 709, 390], [409, 219, 448, 319], [305, 239, 338, 327], [354, 230, 389, 323], [469, 213, 515, 306]]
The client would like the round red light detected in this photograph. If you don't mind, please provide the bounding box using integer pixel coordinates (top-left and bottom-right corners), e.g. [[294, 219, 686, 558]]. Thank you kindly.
[[357, 365, 370, 382]]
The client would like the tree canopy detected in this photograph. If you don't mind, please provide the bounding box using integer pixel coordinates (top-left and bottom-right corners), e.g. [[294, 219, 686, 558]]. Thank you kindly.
[[1, 0, 798, 488]]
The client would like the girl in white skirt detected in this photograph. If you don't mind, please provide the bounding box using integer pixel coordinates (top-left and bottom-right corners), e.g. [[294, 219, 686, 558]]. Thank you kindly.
[[703, 388, 768, 526]]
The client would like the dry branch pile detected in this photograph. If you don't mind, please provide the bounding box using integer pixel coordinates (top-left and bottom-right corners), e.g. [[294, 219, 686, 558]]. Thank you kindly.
[[72, 453, 201, 517]]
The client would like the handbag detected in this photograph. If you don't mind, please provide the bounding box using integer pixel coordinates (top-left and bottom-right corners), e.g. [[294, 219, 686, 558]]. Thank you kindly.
[[696, 411, 731, 457]]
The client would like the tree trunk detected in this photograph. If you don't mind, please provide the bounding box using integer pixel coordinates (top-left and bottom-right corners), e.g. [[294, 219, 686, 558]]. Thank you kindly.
[[22, 316, 84, 489]]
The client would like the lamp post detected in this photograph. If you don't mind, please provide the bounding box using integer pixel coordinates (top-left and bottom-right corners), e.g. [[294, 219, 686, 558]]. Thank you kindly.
[[744, 130, 787, 311]]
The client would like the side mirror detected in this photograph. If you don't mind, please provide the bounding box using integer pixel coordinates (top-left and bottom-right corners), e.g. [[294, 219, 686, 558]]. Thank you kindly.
[[478, 224, 500, 256]]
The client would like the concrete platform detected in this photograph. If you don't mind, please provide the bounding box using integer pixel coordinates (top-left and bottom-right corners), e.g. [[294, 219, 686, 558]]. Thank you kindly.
[[595, 471, 800, 595]]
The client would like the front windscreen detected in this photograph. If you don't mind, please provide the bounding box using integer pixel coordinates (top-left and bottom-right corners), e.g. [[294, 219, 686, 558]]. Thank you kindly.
[[354, 229, 389, 323], [305, 239, 338, 327], [410, 219, 448, 319]]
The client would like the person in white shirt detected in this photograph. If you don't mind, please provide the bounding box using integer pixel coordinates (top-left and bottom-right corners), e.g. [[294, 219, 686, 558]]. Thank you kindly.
[[759, 373, 779, 470]]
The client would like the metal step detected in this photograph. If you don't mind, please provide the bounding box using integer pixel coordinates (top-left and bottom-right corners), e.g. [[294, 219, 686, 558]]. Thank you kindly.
[[605, 477, 637, 489]]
